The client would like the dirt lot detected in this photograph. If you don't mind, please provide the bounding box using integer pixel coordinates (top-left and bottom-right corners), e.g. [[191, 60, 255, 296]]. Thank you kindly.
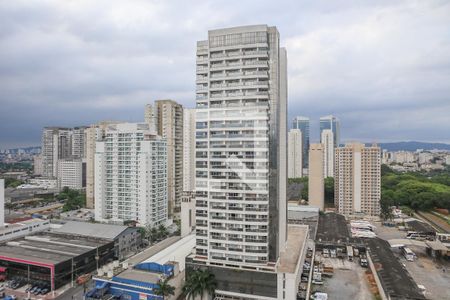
[[394, 250, 450, 300], [313, 253, 374, 300]]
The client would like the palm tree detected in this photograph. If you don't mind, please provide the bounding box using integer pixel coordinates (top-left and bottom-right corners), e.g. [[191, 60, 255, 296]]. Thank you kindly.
[[183, 269, 217, 300], [154, 278, 175, 300]]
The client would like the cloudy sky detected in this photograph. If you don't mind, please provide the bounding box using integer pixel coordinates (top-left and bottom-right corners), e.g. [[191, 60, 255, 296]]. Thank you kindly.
[[1, 0, 449, 149]]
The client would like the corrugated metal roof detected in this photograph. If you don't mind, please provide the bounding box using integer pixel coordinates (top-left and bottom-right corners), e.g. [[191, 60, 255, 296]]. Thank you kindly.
[[52, 221, 128, 240]]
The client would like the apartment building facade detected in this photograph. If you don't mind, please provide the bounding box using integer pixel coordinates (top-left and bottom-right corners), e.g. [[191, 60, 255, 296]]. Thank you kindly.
[[288, 129, 302, 178], [94, 123, 168, 226], [145, 100, 183, 219], [194, 25, 287, 267], [183, 108, 196, 192], [335, 142, 381, 217]]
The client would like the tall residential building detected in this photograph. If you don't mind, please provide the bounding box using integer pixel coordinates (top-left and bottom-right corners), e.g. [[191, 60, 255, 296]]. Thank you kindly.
[[94, 123, 168, 226], [71, 126, 87, 159], [57, 159, 86, 190], [185, 25, 312, 300], [335, 143, 381, 217], [288, 129, 302, 178], [33, 155, 43, 176], [321, 129, 334, 178], [181, 191, 196, 237], [292, 116, 310, 168], [41, 127, 72, 178], [308, 143, 324, 210], [183, 108, 196, 192], [189, 26, 307, 300], [320, 115, 340, 147], [145, 100, 183, 219], [85, 121, 120, 209]]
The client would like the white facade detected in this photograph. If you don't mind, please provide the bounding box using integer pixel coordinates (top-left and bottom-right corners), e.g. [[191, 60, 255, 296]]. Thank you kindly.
[[288, 129, 302, 178], [446, 155, 450, 165], [85, 121, 121, 209], [392, 151, 416, 164], [418, 152, 433, 164], [0, 219, 50, 242], [194, 25, 287, 268], [57, 159, 84, 190], [94, 123, 168, 226], [183, 108, 196, 192], [321, 129, 334, 178], [335, 143, 381, 217]]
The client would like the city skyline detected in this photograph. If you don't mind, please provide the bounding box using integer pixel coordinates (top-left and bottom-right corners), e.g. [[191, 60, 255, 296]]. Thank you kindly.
[[1, 0, 450, 149]]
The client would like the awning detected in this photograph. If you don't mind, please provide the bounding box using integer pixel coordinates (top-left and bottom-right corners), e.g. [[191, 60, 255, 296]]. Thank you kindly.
[[426, 240, 448, 251]]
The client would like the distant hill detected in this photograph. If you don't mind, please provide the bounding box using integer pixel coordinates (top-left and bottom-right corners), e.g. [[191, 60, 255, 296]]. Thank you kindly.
[[378, 141, 450, 152]]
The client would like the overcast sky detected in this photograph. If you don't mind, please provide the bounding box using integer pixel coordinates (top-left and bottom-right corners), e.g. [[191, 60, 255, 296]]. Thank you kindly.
[[1, 0, 449, 149]]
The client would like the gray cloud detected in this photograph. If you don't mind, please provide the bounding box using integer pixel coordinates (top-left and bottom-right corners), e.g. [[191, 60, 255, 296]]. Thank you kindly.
[[0, 0, 449, 148]]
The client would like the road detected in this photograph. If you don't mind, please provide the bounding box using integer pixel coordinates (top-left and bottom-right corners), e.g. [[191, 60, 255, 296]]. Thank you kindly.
[[55, 281, 92, 300]]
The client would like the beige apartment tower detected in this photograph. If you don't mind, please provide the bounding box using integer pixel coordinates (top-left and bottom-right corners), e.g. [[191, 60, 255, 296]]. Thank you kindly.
[[308, 143, 324, 210], [145, 100, 183, 219], [335, 142, 381, 217]]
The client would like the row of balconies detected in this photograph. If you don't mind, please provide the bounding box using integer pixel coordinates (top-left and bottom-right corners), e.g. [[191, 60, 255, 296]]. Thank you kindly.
[[209, 60, 268, 70], [209, 50, 268, 59], [210, 91, 268, 98], [209, 70, 268, 79], [209, 80, 268, 89]]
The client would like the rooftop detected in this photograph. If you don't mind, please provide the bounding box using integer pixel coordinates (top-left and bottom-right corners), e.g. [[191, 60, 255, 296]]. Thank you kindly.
[[405, 220, 436, 234], [0, 232, 111, 266], [278, 225, 308, 273], [117, 268, 162, 284], [52, 221, 129, 240], [316, 213, 350, 243], [366, 238, 425, 300]]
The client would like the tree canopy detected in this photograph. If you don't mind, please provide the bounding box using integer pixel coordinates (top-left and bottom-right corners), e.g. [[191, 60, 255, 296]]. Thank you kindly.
[[381, 165, 450, 211]]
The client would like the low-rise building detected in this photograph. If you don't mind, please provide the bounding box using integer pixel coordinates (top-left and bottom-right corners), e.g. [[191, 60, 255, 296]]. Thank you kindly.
[[0, 232, 115, 291], [51, 221, 141, 260], [0, 218, 50, 242], [87, 235, 195, 300]]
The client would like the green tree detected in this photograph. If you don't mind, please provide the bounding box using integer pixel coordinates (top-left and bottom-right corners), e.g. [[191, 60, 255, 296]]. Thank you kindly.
[[4, 178, 24, 188], [183, 269, 217, 300], [154, 278, 175, 300], [158, 224, 169, 239], [380, 199, 394, 221], [324, 177, 334, 204], [4, 202, 16, 214]]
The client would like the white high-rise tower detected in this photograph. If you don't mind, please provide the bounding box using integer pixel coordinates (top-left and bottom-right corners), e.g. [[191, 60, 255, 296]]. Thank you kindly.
[[321, 129, 334, 178], [193, 22, 287, 266], [288, 129, 302, 178], [94, 123, 168, 226]]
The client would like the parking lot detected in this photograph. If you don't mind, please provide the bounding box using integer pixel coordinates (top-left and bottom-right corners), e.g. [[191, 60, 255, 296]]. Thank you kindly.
[[312, 252, 374, 300], [398, 254, 450, 300], [372, 221, 449, 300]]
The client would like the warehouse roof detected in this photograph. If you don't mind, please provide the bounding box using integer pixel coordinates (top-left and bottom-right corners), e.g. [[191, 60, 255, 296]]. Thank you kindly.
[[366, 238, 425, 300], [0, 232, 112, 265], [52, 221, 130, 240]]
